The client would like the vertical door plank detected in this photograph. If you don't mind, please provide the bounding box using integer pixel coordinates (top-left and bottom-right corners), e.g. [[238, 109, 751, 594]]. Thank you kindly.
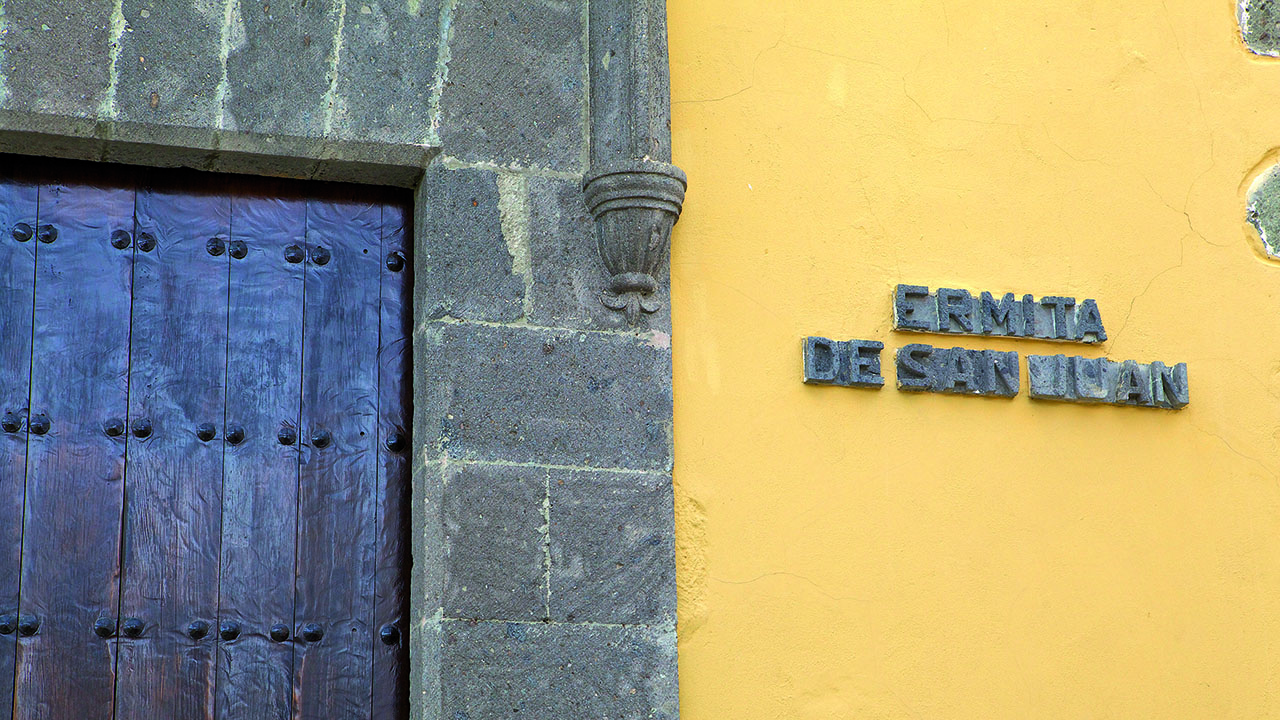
[[217, 192, 305, 720], [114, 185, 230, 720], [14, 180, 136, 720], [294, 199, 381, 720], [0, 178, 38, 720], [372, 204, 410, 720]]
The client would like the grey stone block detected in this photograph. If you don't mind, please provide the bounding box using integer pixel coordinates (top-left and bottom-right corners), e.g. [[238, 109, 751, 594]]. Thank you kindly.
[[416, 165, 525, 322], [1241, 0, 1280, 56], [439, 0, 587, 171], [222, 0, 337, 137], [1, 0, 115, 117], [331, 0, 440, 146], [443, 462, 547, 621], [441, 620, 678, 720], [527, 175, 671, 332], [550, 470, 674, 624], [417, 321, 672, 471], [113, 0, 222, 127]]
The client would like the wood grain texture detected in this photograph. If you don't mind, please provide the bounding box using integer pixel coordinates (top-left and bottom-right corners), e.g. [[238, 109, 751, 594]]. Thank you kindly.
[[13, 180, 136, 720], [217, 192, 306, 720], [114, 182, 231, 720], [0, 160, 409, 719], [293, 198, 381, 720], [0, 177, 38, 720], [372, 204, 410, 720]]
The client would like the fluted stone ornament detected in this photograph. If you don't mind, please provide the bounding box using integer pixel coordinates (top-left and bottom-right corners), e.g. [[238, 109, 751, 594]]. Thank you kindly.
[[583, 160, 686, 322], [586, 0, 686, 325]]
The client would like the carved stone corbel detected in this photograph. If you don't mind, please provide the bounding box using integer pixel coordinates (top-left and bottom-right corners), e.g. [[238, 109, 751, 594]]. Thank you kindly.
[[585, 0, 687, 324]]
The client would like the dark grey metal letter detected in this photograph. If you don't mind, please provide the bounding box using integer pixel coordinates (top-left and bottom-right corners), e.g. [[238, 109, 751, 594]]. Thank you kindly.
[[849, 340, 886, 387], [894, 284, 933, 331], [979, 292, 1018, 335], [1028, 355, 1069, 399], [1150, 361, 1190, 409], [936, 288, 974, 334], [1020, 294, 1038, 337], [1075, 299, 1107, 342], [1114, 360, 1153, 406], [936, 347, 978, 393], [803, 337, 843, 385], [896, 344, 934, 391], [1040, 296, 1076, 340], [982, 350, 1020, 397]]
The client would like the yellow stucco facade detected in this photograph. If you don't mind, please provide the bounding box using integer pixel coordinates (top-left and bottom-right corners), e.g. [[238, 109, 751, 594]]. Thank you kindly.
[[669, 1, 1280, 716]]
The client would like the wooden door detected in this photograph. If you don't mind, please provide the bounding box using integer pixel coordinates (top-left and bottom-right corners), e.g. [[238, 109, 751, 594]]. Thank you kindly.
[[0, 159, 411, 720]]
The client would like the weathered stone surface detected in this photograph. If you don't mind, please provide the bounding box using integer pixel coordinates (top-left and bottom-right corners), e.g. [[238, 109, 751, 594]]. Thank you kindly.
[[443, 462, 547, 621], [223, 0, 337, 137], [114, 0, 222, 126], [440, 620, 678, 720], [1, 0, 115, 117], [417, 321, 672, 471], [550, 470, 674, 624], [332, 0, 440, 146], [527, 175, 671, 332], [0, 112, 106, 164], [416, 165, 525, 322], [439, 0, 587, 171], [1241, 0, 1280, 56], [1028, 354, 1189, 409], [802, 337, 884, 388]]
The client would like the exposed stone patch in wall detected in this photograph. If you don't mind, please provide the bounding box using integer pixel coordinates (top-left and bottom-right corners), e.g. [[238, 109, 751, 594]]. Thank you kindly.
[[1247, 164, 1280, 257], [1240, 0, 1280, 56], [674, 487, 709, 638]]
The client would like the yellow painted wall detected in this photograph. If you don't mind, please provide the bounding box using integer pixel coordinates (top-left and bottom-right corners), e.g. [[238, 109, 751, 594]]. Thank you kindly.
[[668, 1, 1280, 717]]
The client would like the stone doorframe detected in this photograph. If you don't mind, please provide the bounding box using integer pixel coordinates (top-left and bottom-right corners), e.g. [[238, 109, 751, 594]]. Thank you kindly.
[[0, 0, 682, 716]]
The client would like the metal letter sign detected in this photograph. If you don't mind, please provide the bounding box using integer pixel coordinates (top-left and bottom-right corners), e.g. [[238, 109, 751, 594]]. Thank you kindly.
[[0, 160, 412, 719], [804, 284, 1188, 410]]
